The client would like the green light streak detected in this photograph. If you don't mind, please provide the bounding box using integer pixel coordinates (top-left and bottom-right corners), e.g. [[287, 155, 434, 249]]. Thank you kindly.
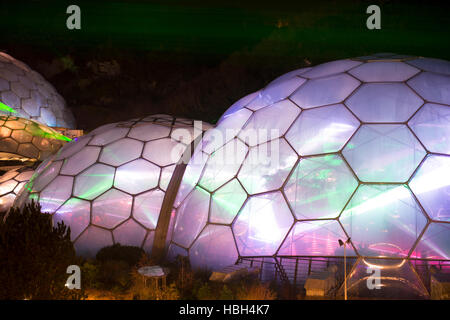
[[0, 101, 17, 113], [26, 123, 72, 142]]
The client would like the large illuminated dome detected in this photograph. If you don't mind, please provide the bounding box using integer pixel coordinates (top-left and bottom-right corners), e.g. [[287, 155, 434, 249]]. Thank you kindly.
[[0, 52, 75, 128], [15, 115, 211, 257], [167, 53, 450, 272]]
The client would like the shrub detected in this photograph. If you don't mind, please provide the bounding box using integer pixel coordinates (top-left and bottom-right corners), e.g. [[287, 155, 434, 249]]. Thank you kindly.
[[0, 202, 84, 299], [236, 283, 277, 300]]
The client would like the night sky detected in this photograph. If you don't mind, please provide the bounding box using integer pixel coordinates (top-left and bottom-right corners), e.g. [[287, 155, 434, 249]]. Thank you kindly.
[[0, 0, 449, 130]]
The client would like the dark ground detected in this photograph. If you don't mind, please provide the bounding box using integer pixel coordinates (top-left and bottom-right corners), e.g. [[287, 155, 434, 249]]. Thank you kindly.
[[0, 0, 449, 131]]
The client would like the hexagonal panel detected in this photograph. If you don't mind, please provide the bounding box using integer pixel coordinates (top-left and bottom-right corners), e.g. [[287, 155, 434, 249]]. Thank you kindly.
[[92, 189, 132, 229], [407, 57, 450, 76], [246, 77, 306, 111], [0, 179, 17, 195], [238, 99, 300, 146], [133, 189, 165, 229], [278, 220, 357, 256], [172, 187, 210, 248], [113, 219, 147, 247], [343, 124, 426, 182], [74, 226, 113, 258], [210, 179, 247, 224], [411, 223, 449, 260], [53, 198, 90, 240], [60, 146, 101, 175], [128, 123, 171, 141], [219, 91, 259, 120], [99, 138, 143, 167], [55, 135, 90, 160], [30, 160, 62, 192], [73, 163, 115, 200], [199, 139, 248, 192], [284, 154, 358, 219], [238, 139, 297, 194], [409, 155, 450, 222], [286, 104, 359, 156], [159, 165, 175, 191], [345, 83, 423, 122], [408, 103, 450, 154], [114, 159, 160, 194], [290, 73, 360, 109], [301, 59, 361, 79], [89, 127, 129, 146], [190, 225, 238, 270], [39, 176, 74, 213], [233, 191, 294, 256], [143, 231, 155, 254], [407, 72, 450, 105], [340, 184, 428, 258], [349, 61, 419, 82], [11, 130, 33, 143], [143, 138, 185, 167]]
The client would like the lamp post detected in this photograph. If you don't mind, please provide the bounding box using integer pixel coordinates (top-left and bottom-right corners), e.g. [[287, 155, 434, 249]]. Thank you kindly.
[[338, 238, 351, 300]]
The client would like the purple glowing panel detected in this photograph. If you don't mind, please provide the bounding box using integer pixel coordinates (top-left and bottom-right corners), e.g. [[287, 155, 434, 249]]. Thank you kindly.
[[278, 220, 356, 256], [54, 198, 90, 240], [411, 223, 450, 260], [92, 189, 132, 229], [233, 192, 293, 256], [39, 175, 73, 213], [74, 226, 113, 258], [113, 219, 147, 247], [340, 184, 428, 258], [301, 59, 362, 79], [349, 62, 419, 82], [407, 72, 450, 106]]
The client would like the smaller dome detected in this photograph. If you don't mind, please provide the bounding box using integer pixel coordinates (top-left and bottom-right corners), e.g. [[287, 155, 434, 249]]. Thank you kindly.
[[0, 116, 69, 161], [0, 52, 76, 128], [0, 166, 34, 212]]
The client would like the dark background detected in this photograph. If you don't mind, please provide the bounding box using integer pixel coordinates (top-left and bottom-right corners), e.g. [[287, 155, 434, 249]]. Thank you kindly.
[[0, 0, 449, 130]]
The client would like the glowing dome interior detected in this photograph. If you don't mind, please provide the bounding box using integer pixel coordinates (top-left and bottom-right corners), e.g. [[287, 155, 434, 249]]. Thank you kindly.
[[0, 52, 75, 128], [16, 115, 211, 257], [167, 53, 450, 270], [0, 166, 34, 212]]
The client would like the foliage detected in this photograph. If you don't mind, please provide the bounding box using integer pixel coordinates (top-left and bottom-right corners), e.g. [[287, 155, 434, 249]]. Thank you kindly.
[[236, 283, 277, 300], [0, 201, 85, 299], [96, 243, 145, 266]]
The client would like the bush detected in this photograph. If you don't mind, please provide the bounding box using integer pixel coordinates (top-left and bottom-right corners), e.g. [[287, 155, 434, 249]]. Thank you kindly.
[[236, 283, 277, 300], [0, 202, 84, 299]]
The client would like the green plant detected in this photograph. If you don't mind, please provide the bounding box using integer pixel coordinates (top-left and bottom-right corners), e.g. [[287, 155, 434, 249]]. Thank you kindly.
[[218, 285, 234, 300], [0, 201, 84, 299], [236, 282, 277, 300]]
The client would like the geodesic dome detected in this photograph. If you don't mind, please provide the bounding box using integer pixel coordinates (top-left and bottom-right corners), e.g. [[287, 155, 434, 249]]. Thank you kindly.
[[15, 115, 212, 257], [167, 53, 450, 271], [0, 116, 68, 161], [0, 166, 34, 212], [0, 52, 75, 128]]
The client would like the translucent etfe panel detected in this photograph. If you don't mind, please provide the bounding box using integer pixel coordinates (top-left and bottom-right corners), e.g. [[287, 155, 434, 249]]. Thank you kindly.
[[284, 154, 358, 220], [238, 139, 297, 194], [39, 176, 73, 213], [128, 123, 171, 141], [73, 163, 115, 200], [278, 220, 356, 256], [267, 68, 311, 87], [407, 57, 450, 76], [0, 169, 19, 184], [30, 160, 62, 192], [88, 127, 129, 146], [238, 99, 300, 146], [143, 231, 155, 254], [233, 192, 294, 256], [340, 184, 427, 258], [219, 91, 260, 121], [172, 187, 210, 248], [0, 179, 17, 195], [199, 139, 248, 192], [99, 138, 143, 166], [53, 198, 90, 240], [190, 225, 238, 270], [345, 83, 423, 123], [407, 72, 450, 105], [349, 61, 420, 82], [92, 189, 132, 229], [202, 108, 252, 155], [210, 179, 247, 224], [408, 103, 450, 154], [343, 125, 426, 182], [133, 189, 165, 229], [411, 223, 450, 260], [0, 193, 16, 211], [55, 134, 90, 160], [113, 219, 147, 247], [286, 104, 359, 156], [342, 258, 428, 299], [60, 146, 100, 176], [167, 243, 188, 261], [114, 159, 160, 194], [409, 155, 450, 222], [74, 226, 113, 258], [246, 77, 306, 111], [301, 59, 362, 79], [174, 148, 208, 208], [159, 165, 175, 191], [290, 73, 360, 109], [143, 138, 185, 167]]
